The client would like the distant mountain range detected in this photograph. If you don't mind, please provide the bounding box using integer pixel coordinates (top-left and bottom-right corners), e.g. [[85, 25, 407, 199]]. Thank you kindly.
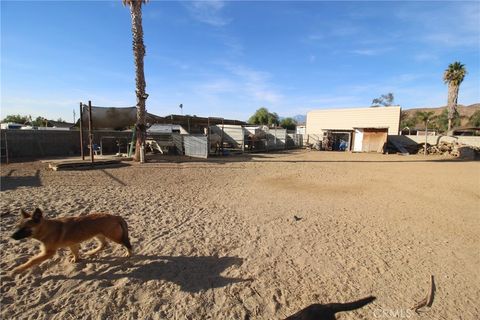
[[292, 114, 306, 124], [277, 114, 306, 124]]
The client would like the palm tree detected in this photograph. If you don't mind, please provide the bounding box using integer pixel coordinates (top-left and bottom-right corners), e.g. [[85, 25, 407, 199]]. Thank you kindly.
[[123, 0, 148, 162], [443, 62, 467, 132], [416, 111, 435, 155]]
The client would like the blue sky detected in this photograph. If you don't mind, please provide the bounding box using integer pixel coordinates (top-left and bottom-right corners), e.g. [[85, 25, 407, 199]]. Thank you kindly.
[[1, 0, 479, 122]]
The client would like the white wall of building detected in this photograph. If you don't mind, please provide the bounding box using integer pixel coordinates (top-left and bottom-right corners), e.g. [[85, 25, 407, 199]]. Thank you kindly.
[[306, 106, 401, 135]]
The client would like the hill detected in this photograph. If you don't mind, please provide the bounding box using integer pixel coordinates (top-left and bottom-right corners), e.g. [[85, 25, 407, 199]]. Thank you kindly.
[[403, 103, 479, 119], [402, 103, 480, 129]]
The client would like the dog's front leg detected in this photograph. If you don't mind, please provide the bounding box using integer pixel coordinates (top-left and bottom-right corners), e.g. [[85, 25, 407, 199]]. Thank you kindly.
[[11, 249, 56, 274], [69, 244, 80, 263]]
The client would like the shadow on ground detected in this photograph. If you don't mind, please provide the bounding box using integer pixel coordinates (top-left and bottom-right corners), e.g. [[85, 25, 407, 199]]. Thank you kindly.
[[284, 296, 377, 320], [145, 151, 479, 165], [0, 169, 42, 191], [43, 254, 251, 293]]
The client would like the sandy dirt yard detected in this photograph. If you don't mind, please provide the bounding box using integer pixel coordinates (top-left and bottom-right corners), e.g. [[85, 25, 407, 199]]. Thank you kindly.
[[1, 151, 479, 320]]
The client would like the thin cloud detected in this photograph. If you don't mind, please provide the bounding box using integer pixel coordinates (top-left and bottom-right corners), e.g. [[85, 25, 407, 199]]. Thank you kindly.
[[395, 2, 480, 48], [189, 63, 284, 107], [423, 32, 479, 48], [226, 64, 283, 104], [305, 33, 325, 42], [183, 0, 231, 27], [351, 47, 393, 56], [304, 22, 360, 44], [393, 73, 428, 84], [195, 78, 236, 94], [305, 95, 365, 108], [413, 53, 439, 63], [150, 55, 191, 71], [351, 49, 379, 56]]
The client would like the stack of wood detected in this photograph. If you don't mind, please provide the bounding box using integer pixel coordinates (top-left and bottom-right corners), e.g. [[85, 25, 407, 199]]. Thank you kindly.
[[417, 141, 479, 158]]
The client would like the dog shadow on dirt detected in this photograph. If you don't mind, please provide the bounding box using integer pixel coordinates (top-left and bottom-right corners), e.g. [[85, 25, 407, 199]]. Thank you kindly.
[[43, 254, 251, 293]]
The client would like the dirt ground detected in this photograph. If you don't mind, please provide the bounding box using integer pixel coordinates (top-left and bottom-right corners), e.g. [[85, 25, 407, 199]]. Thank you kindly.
[[1, 150, 479, 320]]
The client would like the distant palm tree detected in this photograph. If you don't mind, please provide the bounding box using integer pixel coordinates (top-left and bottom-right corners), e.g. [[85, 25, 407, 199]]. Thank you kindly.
[[443, 62, 467, 132], [123, 0, 148, 162], [416, 111, 435, 155]]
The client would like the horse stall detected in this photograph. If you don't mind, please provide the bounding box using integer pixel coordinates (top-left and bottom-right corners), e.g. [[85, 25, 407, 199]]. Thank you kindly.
[[243, 126, 268, 152], [286, 133, 303, 149], [99, 136, 130, 155], [209, 124, 245, 155], [146, 124, 187, 155], [266, 127, 287, 150], [181, 125, 303, 158]]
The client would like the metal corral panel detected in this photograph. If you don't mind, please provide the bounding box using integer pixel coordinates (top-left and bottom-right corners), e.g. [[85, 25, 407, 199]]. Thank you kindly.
[[183, 135, 208, 158], [172, 133, 183, 154], [267, 128, 287, 150], [286, 134, 303, 148], [243, 127, 256, 136], [306, 106, 401, 135], [210, 125, 245, 148]]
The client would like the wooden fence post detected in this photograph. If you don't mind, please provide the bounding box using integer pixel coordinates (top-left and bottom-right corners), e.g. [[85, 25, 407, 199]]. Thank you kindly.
[[79, 102, 84, 160], [88, 100, 94, 163]]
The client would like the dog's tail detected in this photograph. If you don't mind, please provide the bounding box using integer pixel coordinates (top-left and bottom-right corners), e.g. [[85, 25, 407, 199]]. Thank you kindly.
[[119, 217, 133, 252], [328, 296, 376, 313]]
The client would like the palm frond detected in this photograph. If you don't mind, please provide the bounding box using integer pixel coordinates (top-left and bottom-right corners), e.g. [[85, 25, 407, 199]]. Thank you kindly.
[[443, 61, 467, 85]]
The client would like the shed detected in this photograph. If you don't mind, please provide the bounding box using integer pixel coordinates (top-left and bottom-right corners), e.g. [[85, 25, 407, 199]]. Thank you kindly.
[[306, 106, 401, 152]]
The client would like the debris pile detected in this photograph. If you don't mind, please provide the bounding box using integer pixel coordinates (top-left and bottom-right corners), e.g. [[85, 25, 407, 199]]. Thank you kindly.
[[417, 141, 479, 159]]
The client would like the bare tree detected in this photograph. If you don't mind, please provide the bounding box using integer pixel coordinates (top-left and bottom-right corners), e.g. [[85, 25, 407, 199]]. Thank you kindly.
[[371, 93, 394, 107]]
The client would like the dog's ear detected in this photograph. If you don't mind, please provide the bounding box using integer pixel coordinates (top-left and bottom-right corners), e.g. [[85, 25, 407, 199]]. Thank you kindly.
[[32, 208, 43, 222], [20, 209, 31, 219]]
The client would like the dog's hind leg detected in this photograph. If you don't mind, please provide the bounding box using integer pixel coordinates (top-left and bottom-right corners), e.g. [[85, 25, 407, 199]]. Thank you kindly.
[[105, 234, 132, 257], [86, 236, 107, 256], [69, 244, 81, 263], [102, 219, 132, 257]]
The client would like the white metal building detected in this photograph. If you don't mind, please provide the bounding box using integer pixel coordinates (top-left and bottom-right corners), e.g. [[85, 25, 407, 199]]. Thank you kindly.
[[306, 106, 401, 152]]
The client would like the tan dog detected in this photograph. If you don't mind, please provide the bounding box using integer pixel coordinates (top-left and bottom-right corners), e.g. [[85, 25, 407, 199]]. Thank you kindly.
[[11, 208, 132, 273]]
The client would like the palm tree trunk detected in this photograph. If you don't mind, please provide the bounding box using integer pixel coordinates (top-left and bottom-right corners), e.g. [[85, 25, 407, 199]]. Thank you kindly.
[[129, 1, 147, 162], [447, 83, 459, 131]]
